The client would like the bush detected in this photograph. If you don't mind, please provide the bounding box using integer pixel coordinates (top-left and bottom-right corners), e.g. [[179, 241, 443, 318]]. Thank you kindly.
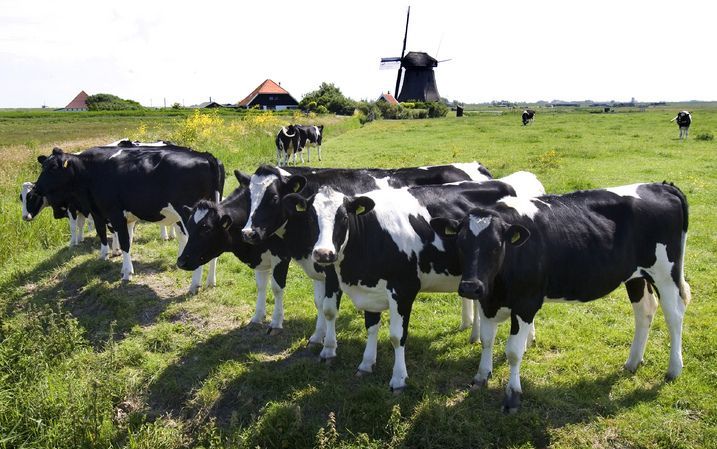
[[86, 93, 143, 111], [427, 102, 449, 118], [695, 132, 714, 141], [356, 101, 381, 125], [300, 82, 356, 115], [315, 105, 329, 114]]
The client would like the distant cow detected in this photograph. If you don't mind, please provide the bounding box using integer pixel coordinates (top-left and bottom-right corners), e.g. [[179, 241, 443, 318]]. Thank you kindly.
[[296, 125, 324, 163], [275, 125, 300, 166], [433, 182, 690, 412], [671, 111, 692, 140], [521, 109, 535, 126]]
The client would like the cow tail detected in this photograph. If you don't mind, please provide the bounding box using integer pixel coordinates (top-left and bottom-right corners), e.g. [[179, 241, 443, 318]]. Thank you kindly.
[[664, 181, 691, 305]]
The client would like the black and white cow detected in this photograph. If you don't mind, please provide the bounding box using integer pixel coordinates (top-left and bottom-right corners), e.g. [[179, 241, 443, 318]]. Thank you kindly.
[[284, 172, 545, 391], [33, 143, 225, 293], [176, 174, 291, 332], [296, 124, 324, 163], [239, 162, 495, 359], [521, 109, 535, 126], [432, 182, 690, 412], [276, 125, 300, 166], [671, 111, 692, 140]]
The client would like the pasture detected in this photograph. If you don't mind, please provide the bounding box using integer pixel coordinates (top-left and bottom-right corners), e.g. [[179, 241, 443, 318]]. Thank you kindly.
[[1, 108, 716, 448]]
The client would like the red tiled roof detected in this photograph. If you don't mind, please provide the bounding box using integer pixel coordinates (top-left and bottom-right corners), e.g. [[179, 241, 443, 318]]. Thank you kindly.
[[65, 90, 89, 109], [238, 79, 292, 106], [379, 92, 399, 105]]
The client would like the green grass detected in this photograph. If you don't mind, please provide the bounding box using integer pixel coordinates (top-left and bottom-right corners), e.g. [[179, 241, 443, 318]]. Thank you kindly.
[[1, 108, 716, 448]]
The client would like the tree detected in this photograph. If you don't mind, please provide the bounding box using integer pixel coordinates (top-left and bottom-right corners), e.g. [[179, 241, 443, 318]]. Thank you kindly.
[[300, 82, 355, 116], [86, 93, 143, 111]]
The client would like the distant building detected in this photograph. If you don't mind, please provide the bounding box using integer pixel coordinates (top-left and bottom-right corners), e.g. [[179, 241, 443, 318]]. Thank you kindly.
[[237, 79, 299, 110], [196, 101, 224, 109], [62, 90, 89, 111], [377, 91, 399, 105]]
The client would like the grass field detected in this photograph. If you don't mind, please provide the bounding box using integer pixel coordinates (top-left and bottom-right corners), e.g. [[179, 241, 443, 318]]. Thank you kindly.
[[1, 108, 716, 448]]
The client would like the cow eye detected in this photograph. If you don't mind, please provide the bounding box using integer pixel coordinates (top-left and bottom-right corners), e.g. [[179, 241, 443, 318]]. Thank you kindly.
[[273, 194, 280, 203]]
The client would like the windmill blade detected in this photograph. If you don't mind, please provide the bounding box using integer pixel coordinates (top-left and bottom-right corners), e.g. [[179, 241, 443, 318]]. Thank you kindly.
[[437, 58, 452, 63], [380, 57, 402, 70], [395, 6, 410, 97]]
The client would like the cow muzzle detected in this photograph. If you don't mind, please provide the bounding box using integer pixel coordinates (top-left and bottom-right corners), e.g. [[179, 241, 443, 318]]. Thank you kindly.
[[458, 280, 485, 300], [241, 228, 261, 244], [176, 255, 199, 271], [22, 213, 33, 222], [312, 248, 337, 264]]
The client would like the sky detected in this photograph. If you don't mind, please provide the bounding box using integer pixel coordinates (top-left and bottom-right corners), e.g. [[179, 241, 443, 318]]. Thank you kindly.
[[1, 0, 715, 108]]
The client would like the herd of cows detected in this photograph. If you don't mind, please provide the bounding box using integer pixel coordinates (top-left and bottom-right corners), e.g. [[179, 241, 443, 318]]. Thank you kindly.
[[18, 115, 692, 413]]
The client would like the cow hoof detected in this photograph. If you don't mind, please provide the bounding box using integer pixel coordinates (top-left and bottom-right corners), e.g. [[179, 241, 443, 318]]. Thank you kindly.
[[470, 378, 489, 390], [266, 327, 283, 336], [355, 368, 373, 378], [320, 356, 336, 366], [623, 360, 642, 374], [249, 316, 264, 325], [390, 386, 406, 395], [188, 285, 200, 295], [665, 371, 681, 382], [502, 390, 521, 414], [469, 335, 480, 344]]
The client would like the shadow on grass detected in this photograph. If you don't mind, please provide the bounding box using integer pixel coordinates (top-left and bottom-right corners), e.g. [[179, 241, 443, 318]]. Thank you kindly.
[[146, 314, 666, 448]]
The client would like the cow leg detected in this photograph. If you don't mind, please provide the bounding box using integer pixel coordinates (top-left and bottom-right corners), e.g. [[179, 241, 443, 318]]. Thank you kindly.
[[67, 211, 78, 247], [76, 214, 86, 243], [308, 280, 327, 345], [502, 314, 533, 414], [655, 277, 687, 380], [387, 289, 414, 392], [624, 279, 658, 372], [470, 299, 481, 344], [176, 227, 203, 294], [168, 225, 176, 239], [268, 257, 290, 331], [472, 304, 502, 388], [357, 311, 381, 375], [86, 216, 95, 233], [95, 217, 109, 260], [307, 146, 311, 163], [299, 150, 305, 165], [320, 269, 343, 360], [160, 225, 169, 241], [205, 257, 217, 288], [111, 232, 121, 256], [251, 269, 270, 324], [110, 217, 134, 281], [460, 297, 473, 330], [318, 145, 322, 161]]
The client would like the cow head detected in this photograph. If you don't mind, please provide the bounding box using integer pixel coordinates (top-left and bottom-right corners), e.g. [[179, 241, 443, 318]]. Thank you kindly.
[[35, 148, 78, 198], [20, 182, 48, 221], [177, 199, 233, 271], [431, 208, 530, 301], [241, 166, 306, 244], [290, 187, 375, 265]]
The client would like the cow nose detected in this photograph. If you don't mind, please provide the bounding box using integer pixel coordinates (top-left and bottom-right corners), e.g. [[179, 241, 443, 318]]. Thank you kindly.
[[176, 257, 187, 270], [312, 248, 336, 264], [458, 280, 485, 300], [22, 214, 33, 221], [242, 228, 259, 243]]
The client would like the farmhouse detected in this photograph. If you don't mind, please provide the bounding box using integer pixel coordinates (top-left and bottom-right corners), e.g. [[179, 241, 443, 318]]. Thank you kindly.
[[61, 90, 89, 111], [377, 91, 399, 105], [237, 79, 299, 110]]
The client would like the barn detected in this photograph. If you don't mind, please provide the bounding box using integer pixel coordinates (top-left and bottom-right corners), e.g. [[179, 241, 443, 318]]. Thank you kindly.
[[62, 90, 89, 111], [237, 79, 299, 110]]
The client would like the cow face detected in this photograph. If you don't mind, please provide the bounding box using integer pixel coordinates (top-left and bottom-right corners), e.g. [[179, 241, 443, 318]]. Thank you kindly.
[[20, 182, 47, 221], [177, 202, 232, 271], [35, 148, 77, 198], [431, 209, 529, 300], [302, 188, 374, 265], [242, 168, 306, 244]]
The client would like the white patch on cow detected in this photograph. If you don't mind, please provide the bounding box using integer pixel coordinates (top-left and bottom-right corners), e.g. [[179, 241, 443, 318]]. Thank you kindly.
[[605, 183, 644, 199], [451, 162, 492, 181], [498, 196, 541, 219], [469, 215, 491, 236], [244, 174, 277, 231], [109, 149, 123, 159], [431, 234, 445, 251], [122, 210, 140, 222], [20, 182, 34, 220], [313, 186, 347, 255], [159, 204, 182, 226], [626, 243, 674, 283], [498, 171, 545, 197], [371, 176, 392, 190], [193, 208, 209, 223], [294, 256, 326, 280], [314, 126, 321, 138], [362, 187, 432, 259], [341, 278, 390, 313], [277, 167, 291, 177]]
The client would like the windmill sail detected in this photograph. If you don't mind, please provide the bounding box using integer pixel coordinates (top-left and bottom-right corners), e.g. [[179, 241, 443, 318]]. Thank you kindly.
[[395, 6, 410, 97], [380, 57, 402, 70]]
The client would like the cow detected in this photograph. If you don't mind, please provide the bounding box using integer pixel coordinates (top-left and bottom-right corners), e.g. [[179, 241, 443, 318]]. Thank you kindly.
[[176, 174, 291, 333], [671, 111, 692, 140], [33, 143, 225, 293], [282, 172, 545, 391], [431, 182, 690, 412], [238, 162, 495, 359], [296, 124, 324, 163], [275, 125, 300, 166], [521, 109, 535, 126]]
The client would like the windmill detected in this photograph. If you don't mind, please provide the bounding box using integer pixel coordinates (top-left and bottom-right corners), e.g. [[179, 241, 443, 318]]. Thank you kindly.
[[380, 6, 449, 103]]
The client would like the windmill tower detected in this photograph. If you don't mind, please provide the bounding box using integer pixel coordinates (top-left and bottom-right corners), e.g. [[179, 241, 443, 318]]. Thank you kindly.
[[380, 7, 445, 103]]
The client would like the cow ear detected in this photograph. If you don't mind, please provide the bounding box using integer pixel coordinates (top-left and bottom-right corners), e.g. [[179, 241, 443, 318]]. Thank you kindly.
[[282, 193, 309, 215], [220, 214, 232, 229], [37, 155, 47, 164], [430, 217, 461, 238], [283, 175, 307, 194], [182, 205, 193, 216], [234, 170, 251, 187], [52, 147, 63, 156], [345, 196, 375, 216], [504, 224, 530, 247]]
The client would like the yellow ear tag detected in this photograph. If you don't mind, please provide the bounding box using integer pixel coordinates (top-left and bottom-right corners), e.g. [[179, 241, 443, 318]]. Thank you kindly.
[[293, 182, 301, 192], [444, 226, 457, 236], [355, 205, 366, 215], [295, 203, 306, 212], [63, 160, 69, 168], [511, 232, 521, 244]]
